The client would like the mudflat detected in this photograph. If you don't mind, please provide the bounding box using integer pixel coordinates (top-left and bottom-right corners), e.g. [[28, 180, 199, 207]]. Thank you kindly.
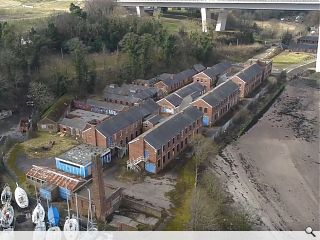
[[212, 76, 319, 230]]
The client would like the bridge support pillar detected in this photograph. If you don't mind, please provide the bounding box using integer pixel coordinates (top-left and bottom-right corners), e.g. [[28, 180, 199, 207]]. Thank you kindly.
[[316, 25, 320, 72], [201, 8, 208, 33], [215, 9, 228, 32], [136, 6, 144, 17]]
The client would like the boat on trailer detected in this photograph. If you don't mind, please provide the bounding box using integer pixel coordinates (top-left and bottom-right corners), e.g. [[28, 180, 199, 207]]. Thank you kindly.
[[14, 183, 28, 209], [63, 215, 79, 231], [32, 202, 45, 224], [1, 185, 12, 205], [48, 206, 60, 227], [0, 203, 14, 228], [34, 221, 46, 231]]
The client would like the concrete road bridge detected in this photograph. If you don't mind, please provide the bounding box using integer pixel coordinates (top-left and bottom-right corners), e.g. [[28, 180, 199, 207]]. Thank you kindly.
[[117, 0, 319, 72]]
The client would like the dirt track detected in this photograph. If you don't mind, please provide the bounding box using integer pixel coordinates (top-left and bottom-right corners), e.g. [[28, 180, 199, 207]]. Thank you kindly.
[[212, 76, 319, 230]]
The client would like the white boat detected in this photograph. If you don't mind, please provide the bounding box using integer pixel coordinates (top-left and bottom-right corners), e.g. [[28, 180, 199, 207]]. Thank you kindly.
[[46, 227, 62, 240], [32, 202, 45, 224], [34, 221, 46, 231], [1, 185, 12, 205], [14, 183, 29, 208], [63, 216, 79, 231], [0, 203, 14, 228], [47, 226, 61, 231]]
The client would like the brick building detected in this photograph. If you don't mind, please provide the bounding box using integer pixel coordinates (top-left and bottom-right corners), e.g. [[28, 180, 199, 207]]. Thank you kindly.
[[142, 115, 164, 132], [192, 62, 232, 91], [104, 84, 158, 106], [73, 99, 128, 116], [154, 69, 197, 94], [59, 109, 108, 138], [157, 82, 205, 115], [82, 99, 159, 148], [128, 106, 203, 174], [230, 63, 265, 98], [192, 79, 240, 126]]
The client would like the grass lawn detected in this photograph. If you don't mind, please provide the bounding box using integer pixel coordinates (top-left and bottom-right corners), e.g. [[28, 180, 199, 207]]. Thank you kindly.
[[20, 132, 79, 159], [161, 17, 201, 33], [7, 144, 25, 183], [272, 51, 315, 69], [0, 0, 84, 29], [165, 156, 195, 230]]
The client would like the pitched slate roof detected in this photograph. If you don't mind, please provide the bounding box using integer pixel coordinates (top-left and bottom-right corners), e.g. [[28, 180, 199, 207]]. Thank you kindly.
[[86, 99, 127, 112], [202, 62, 232, 79], [193, 64, 206, 73], [144, 106, 203, 149], [104, 84, 158, 102], [144, 115, 163, 125], [236, 63, 264, 83], [175, 82, 205, 99], [298, 35, 318, 42], [59, 117, 87, 130], [164, 94, 183, 107], [162, 69, 197, 87], [96, 99, 159, 137], [201, 79, 239, 107]]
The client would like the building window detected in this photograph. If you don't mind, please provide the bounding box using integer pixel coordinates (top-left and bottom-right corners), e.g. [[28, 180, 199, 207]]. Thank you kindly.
[[199, 107, 203, 111], [163, 145, 165, 151], [185, 138, 187, 144], [197, 119, 199, 124], [189, 125, 192, 131], [158, 160, 161, 167], [163, 156, 166, 164], [168, 151, 170, 160], [204, 108, 208, 113], [131, 134, 133, 140], [168, 142, 170, 148], [177, 144, 180, 151], [157, 149, 160, 155], [136, 131, 138, 137]]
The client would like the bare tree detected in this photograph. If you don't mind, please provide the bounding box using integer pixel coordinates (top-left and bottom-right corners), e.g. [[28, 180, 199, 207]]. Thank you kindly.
[[191, 135, 218, 187]]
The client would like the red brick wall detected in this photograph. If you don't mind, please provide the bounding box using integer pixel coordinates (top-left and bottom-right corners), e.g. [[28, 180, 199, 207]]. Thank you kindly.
[[144, 115, 203, 173], [231, 76, 246, 98], [157, 99, 176, 114], [112, 120, 142, 147], [192, 99, 214, 125], [192, 72, 213, 91], [154, 81, 168, 94], [128, 137, 145, 162], [82, 126, 97, 146]]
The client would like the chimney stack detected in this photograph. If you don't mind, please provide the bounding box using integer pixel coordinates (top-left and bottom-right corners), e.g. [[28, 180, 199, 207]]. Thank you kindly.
[[91, 154, 106, 221]]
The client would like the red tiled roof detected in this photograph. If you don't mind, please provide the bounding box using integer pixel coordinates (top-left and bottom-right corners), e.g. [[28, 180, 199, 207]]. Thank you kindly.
[[26, 165, 86, 191]]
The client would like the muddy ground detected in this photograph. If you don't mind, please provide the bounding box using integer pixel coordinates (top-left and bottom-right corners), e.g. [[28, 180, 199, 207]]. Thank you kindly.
[[211, 76, 319, 230]]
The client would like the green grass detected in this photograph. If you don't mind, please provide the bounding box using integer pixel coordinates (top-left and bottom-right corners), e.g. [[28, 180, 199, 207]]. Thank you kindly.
[[7, 144, 25, 183], [41, 94, 73, 120], [165, 156, 195, 230], [0, 0, 83, 28], [272, 51, 315, 69], [20, 132, 79, 159], [161, 17, 200, 33]]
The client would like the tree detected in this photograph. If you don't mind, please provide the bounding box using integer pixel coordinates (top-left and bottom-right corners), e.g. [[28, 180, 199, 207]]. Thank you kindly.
[[162, 34, 177, 66], [70, 3, 87, 19], [28, 81, 54, 112], [191, 135, 218, 187], [281, 31, 293, 45], [66, 38, 92, 97]]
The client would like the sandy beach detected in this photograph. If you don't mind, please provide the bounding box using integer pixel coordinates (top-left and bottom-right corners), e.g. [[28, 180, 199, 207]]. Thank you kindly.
[[212, 76, 319, 230]]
